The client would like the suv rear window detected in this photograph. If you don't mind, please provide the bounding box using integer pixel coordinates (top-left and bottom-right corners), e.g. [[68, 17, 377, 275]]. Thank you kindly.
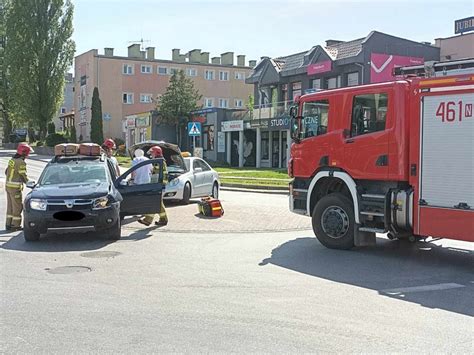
[[40, 161, 108, 186]]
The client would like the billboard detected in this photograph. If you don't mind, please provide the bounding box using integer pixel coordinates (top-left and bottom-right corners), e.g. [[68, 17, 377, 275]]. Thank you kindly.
[[370, 53, 424, 83]]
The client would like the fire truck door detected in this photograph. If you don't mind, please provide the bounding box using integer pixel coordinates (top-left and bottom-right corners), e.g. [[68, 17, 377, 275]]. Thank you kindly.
[[344, 92, 390, 180], [417, 92, 474, 241]]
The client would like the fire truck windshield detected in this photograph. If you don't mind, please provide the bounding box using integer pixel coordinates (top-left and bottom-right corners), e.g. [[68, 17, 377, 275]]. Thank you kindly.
[[300, 100, 329, 139]]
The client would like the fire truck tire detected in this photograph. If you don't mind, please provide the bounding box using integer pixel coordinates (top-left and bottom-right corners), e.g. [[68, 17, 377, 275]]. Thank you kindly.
[[312, 193, 355, 250]]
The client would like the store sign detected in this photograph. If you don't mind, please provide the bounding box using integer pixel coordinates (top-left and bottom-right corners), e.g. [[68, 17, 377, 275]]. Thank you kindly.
[[455, 16, 474, 34], [126, 116, 136, 128], [268, 117, 290, 131], [370, 53, 424, 83], [307, 61, 332, 75], [221, 120, 244, 132], [250, 119, 268, 129], [135, 115, 150, 127]]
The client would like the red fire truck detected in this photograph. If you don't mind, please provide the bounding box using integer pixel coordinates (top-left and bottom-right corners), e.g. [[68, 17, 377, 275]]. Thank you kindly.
[[288, 74, 473, 249]]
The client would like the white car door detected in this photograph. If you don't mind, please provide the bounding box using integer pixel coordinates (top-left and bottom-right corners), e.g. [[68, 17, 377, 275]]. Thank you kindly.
[[197, 159, 215, 195], [191, 159, 205, 196]]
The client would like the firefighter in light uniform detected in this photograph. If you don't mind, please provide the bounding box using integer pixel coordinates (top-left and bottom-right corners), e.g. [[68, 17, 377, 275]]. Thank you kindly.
[[5, 143, 33, 231], [138, 146, 168, 226]]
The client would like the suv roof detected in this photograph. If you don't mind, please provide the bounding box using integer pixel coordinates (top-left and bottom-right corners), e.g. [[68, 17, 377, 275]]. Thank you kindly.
[[50, 154, 107, 164]]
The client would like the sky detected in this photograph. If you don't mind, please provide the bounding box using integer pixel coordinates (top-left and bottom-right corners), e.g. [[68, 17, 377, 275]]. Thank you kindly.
[[72, 0, 473, 63]]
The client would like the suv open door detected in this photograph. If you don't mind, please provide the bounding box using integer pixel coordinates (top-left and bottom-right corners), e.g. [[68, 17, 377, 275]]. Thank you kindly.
[[115, 159, 164, 216]]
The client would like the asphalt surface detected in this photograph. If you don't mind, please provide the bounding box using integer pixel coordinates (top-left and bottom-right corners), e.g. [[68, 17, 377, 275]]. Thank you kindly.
[[1, 150, 473, 353]]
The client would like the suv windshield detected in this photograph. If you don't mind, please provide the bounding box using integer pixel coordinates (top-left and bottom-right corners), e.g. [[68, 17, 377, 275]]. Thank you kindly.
[[39, 160, 108, 186]]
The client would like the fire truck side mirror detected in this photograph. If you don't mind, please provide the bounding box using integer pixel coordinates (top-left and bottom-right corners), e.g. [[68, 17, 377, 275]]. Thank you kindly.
[[343, 129, 351, 138], [290, 117, 301, 143]]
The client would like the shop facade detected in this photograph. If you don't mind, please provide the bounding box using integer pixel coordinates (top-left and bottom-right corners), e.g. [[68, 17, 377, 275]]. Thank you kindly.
[[123, 111, 152, 149]]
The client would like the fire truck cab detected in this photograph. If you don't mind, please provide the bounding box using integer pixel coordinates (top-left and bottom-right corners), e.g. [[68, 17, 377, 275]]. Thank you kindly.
[[289, 74, 474, 249]]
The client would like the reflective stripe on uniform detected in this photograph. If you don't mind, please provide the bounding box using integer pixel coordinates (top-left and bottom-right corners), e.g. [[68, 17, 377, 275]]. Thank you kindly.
[[6, 214, 14, 218], [6, 182, 22, 188], [11, 217, 21, 220]]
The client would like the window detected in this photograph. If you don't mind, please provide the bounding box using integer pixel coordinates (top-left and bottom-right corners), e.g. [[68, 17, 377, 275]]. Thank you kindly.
[[141, 65, 152, 74], [158, 67, 168, 75], [219, 71, 229, 81], [122, 64, 134, 75], [234, 99, 243, 108], [204, 98, 214, 108], [122, 93, 134, 104], [351, 93, 388, 137], [234, 72, 245, 80], [292, 82, 301, 101], [326, 76, 341, 89], [311, 79, 321, 90], [205, 70, 215, 80], [186, 68, 197, 76], [347, 72, 359, 87], [300, 99, 330, 139], [261, 131, 269, 160], [281, 84, 288, 102], [140, 94, 152, 103], [218, 98, 228, 108], [60, 107, 67, 114], [170, 68, 180, 75]]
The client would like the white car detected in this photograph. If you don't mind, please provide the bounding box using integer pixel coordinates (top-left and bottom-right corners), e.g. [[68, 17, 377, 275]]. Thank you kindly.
[[130, 141, 220, 204]]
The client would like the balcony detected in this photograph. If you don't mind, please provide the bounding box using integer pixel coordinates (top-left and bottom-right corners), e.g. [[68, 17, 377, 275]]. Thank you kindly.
[[251, 101, 291, 120]]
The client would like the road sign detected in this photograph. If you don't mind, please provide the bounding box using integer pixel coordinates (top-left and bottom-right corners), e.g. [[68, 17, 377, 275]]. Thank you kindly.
[[188, 122, 201, 136]]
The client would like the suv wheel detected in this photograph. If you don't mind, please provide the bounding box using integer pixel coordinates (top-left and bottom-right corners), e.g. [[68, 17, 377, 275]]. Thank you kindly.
[[24, 227, 40, 242], [105, 219, 121, 240]]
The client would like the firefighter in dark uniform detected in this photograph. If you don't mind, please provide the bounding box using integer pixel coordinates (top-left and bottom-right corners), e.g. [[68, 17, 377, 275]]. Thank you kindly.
[[5, 143, 33, 231], [138, 146, 168, 226]]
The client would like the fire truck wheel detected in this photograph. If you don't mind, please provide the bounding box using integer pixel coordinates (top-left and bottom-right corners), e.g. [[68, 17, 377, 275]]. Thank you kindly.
[[312, 193, 355, 250]]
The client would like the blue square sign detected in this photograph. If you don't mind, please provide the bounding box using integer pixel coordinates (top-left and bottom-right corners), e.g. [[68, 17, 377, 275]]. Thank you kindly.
[[188, 122, 201, 136]]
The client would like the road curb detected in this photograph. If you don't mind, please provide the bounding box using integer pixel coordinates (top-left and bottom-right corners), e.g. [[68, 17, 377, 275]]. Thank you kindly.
[[221, 186, 289, 195]]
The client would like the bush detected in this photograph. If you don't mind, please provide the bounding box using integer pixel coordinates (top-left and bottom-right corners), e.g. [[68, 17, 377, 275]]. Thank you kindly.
[[117, 144, 127, 156], [36, 141, 44, 147], [48, 122, 56, 134], [114, 137, 125, 147], [45, 133, 68, 147], [70, 126, 77, 143]]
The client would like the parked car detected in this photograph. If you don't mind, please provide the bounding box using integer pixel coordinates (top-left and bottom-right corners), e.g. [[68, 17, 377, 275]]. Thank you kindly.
[[23, 154, 164, 241], [130, 141, 220, 204]]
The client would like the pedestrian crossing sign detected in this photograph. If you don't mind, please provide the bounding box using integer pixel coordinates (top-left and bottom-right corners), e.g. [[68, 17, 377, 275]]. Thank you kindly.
[[188, 122, 201, 136]]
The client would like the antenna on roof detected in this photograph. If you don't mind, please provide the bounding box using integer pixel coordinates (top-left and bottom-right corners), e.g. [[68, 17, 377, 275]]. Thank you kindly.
[[127, 38, 151, 51]]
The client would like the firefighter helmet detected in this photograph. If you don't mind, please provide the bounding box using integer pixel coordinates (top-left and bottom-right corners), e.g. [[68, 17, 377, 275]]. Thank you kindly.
[[103, 138, 116, 150], [148, 146, 163, 158], [17, 143, 34, 156]]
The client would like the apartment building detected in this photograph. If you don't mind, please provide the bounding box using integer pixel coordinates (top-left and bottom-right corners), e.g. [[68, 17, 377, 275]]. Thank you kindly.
[[74, 44, 255, 141]]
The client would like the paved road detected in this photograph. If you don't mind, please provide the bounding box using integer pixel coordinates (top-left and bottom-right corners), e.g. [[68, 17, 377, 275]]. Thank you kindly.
[[1, 150, 473, 353]]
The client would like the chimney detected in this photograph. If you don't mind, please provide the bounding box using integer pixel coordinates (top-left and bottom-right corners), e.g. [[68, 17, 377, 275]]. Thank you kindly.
[[189, 49, 201, 63], [237, 55, 246, 66], [140, 51, 146, 59], [248, 60, 257, 67], [104, 47, 114, 57], [211, 57, 221, 65], [179, 54, 187, 63], [201, 52, 210, 64], [325, 39, 343, 47], [221, 52, 234, 65], [146, 47, 155, 60], [172, 48, 181, 61], [128, 44, 141, 58]]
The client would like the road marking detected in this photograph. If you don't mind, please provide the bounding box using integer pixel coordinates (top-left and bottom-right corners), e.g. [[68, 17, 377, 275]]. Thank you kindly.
[[382, 283, 465, 295]]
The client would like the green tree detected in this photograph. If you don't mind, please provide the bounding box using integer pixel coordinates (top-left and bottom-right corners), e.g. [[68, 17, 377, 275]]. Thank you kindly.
[[48, 122, 56, 134], [0, 1, 12, 142], [157, 70, 202, 146], [5, 0, 75, 138], [90, 87, 103, 144]]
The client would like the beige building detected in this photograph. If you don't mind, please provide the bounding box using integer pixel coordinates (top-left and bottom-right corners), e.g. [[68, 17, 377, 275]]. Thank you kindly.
[[74, 45, 255, 142], [434, 32, 474, 61]]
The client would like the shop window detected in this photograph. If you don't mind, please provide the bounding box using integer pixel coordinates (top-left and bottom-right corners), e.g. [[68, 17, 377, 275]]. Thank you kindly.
[[261, 131, 269, 160], [301, 99, 330, 139], [351, 93, 388, 137], [347, 72, 359, 86]]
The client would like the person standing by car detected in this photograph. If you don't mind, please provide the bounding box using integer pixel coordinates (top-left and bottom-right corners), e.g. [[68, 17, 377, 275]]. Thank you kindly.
[[131, 148, 152, 185], [102, 138, 121, 176], [4, 143, 33, 231], [138, 145, 168, 227]]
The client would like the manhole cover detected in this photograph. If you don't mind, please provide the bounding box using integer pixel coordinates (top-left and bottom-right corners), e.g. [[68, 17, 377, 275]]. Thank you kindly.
[[46, 266, 92, 274], [80, 251, 121, 258]]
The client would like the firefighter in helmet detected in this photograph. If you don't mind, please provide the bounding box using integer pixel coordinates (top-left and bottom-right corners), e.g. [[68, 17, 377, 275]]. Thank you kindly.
[[138, 145, 168, 226], [5, 143, 33, 231], [102, 138, 121, 176]]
